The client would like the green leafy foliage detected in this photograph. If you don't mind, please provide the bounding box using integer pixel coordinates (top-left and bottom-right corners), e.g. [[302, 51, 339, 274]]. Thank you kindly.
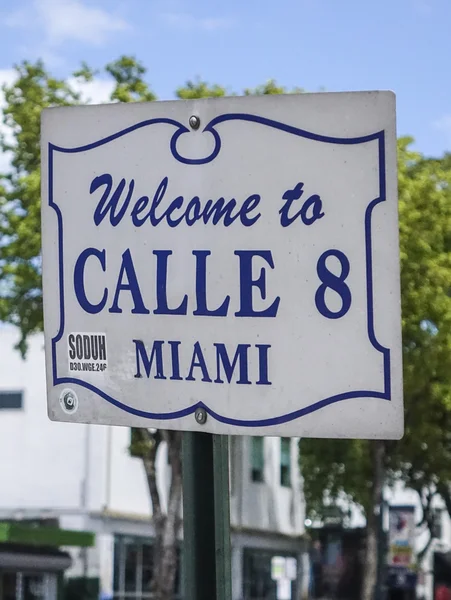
[[106, 56, 156, 103], [244, 80, 302, 96], [0, 61, 81, 354], [176, 78, 227, 100], [301, 438, 373, 517], [392, 142, 451, 505]]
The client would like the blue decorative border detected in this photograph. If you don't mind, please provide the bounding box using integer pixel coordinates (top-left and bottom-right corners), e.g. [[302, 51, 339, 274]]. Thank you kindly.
[[48, 113, 390, 426]]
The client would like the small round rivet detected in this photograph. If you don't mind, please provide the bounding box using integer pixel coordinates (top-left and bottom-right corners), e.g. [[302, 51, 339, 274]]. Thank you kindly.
[[194, 407, 207, 425], [60, 388, 78, 414], [189, 115, 200, 130]]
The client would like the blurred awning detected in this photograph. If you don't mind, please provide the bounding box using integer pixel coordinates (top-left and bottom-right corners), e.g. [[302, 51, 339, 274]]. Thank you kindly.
[[0, 545, 72, 572], [0, 522, 94, 548]]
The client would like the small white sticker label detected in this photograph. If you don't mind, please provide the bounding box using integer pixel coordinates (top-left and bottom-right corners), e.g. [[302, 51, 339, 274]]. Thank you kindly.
[[67, 332, 108, 373]]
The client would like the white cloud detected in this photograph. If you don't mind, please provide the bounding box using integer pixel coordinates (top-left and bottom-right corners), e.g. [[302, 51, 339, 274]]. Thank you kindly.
[[0, 70, 17, 90], [162, 12, 234, 32], [69, 77, 115, 105], [7, 0, 130, 48]]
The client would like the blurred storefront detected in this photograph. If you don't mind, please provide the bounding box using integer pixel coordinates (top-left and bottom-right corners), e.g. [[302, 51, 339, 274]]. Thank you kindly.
[[0, 520, 94, 600], [309, 505, 420, 600], [309, 526, 365, 599]]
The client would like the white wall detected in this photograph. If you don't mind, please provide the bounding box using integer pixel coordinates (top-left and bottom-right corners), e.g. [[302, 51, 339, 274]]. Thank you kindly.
[[0, 327, 87, 510], [231, 436, 304, 537]]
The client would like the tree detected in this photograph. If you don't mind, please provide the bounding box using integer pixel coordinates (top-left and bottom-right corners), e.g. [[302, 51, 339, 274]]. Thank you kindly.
[[244, 79, 302, 96], [0, 60, 81, 353], [175, 77, 227, 100], [301, 138, 451, 599], [104, 58, 184, 600], [129, 429, 182, 600]]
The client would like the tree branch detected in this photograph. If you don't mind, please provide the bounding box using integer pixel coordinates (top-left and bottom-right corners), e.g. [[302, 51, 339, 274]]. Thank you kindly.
[[136, 428, 163, 520], [437, 482, 451, 518]]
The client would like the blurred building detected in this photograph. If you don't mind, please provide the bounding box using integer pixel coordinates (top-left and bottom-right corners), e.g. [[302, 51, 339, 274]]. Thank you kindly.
[[384, 486, 451, 600], [0, 326, 308, 600], [305, 485, 451, 600]]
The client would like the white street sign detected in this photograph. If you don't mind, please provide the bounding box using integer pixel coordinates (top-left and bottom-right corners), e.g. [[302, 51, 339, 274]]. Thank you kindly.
[[41, 92, 403, 438]]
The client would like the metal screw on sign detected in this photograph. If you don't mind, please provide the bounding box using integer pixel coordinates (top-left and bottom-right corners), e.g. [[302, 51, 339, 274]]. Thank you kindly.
[[59, 388, 78, 414], [64, 392, 76, 410], [189, 115, 200, 130], [194, 407, 207, 424]]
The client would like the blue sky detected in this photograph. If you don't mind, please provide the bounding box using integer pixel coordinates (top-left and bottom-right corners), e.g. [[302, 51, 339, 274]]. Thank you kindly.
[[0, 0, 450, 156]]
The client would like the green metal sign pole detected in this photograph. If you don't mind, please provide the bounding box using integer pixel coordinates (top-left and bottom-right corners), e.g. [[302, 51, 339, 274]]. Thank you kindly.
[[213, 434, 232, 600], [182, 431, 232, 600]]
